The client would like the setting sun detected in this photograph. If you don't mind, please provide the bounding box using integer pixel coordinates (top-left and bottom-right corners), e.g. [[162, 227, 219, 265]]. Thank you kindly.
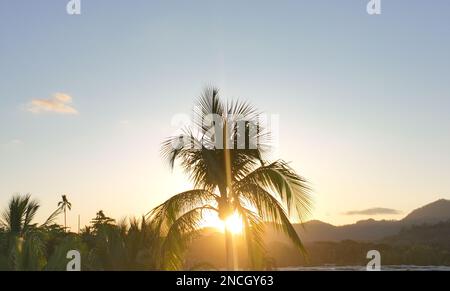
[[204, 211, 244, 235], [224, 212, 244, 235]]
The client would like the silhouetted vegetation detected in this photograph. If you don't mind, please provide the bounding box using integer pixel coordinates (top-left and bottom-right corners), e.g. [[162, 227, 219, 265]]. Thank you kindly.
[[0, 194, 164, 270], [267, 238, 450, 267], [1, 194, 449, 270], [257, 221, 450, 267]]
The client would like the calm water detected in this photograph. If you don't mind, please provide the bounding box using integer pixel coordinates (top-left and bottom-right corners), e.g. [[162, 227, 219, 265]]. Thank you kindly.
[[280, 265, 450, 271]]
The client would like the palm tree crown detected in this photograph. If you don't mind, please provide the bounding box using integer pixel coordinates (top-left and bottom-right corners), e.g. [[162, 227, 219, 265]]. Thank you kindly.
[[150, 88, 312, 270], [0, 194, 62, 270], [0, 194, 40, 236]]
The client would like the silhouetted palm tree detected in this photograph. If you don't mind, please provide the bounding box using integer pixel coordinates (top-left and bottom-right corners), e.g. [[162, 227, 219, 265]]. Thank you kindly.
[[1, 194, 39, 237], [150, 88, 312, 270], [58, 195, 72, 232], [0, 194, 61, 270]]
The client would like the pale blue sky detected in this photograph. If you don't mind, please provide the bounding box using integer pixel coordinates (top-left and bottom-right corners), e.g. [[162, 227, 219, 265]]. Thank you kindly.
[[1, 0, 449, 228]]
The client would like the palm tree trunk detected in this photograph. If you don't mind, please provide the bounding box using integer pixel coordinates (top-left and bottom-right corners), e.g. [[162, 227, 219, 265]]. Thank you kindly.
[[64, 208, 67, 232], [222, 119, 238, 270], [225, 227, 236, 270]]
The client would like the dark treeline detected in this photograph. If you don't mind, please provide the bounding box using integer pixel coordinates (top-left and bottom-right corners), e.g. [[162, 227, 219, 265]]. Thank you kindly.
[[0, 194, 164, 270], [267, 239, 450, 267], [266, 220, 450, 267]]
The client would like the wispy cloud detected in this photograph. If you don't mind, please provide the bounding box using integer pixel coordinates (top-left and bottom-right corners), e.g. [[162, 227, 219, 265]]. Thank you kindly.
[[27, 93, 78, 114], [343, 208, 402, 216]]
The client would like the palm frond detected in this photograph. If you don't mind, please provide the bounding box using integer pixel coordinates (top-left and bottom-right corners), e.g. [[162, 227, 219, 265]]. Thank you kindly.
[[161, 205, 218, 270], [41, 207, 63, 227], [193, 87, 224, 134], [236, 183, 306, 254], [148, 190, 218, 235], [1, 194, 40, 235], [235, 160, 312, 221], [227, 99, 258, 119], [236, 205, 267, 269], [161, 127, 205, 168]]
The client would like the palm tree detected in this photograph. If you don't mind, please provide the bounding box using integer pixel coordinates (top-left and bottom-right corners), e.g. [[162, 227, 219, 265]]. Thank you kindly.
[[1, 194, 40, 237], [150, 87, 312, 270], [58, 195, 72, 232], [0, 194, 61, 270]]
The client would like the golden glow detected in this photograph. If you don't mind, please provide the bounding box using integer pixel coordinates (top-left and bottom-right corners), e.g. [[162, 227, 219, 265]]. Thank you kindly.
[[224, 211, 244, 235], [203, 211, 244, 235]]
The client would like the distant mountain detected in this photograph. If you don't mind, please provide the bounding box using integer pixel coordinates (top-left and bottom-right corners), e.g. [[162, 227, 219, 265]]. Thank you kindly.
[[293, 219, 400, 242], [295, 220, 338, 241], [402, 199, 450, 224], [278, 199, 450, 243]]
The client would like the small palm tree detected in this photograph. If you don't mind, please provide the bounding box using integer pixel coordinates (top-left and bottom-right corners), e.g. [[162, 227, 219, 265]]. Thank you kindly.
[[150, 88, 312, 270], [58, 195, 72, 232], [0, 194, 61, 270], [1, 194, 39, 237]]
